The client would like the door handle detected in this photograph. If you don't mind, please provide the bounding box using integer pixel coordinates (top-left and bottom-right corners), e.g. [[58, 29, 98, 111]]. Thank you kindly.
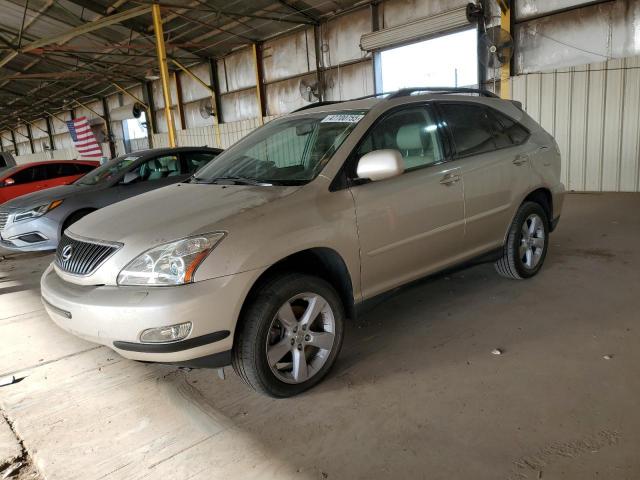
[[440, 173, 461, 186], [513, 154, 529, 166]]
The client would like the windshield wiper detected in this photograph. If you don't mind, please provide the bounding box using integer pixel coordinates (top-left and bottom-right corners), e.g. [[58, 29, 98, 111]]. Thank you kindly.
[[196, 176, 272, 186]]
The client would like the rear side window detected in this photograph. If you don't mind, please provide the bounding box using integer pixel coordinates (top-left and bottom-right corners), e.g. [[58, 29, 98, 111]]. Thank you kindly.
[[438, 103, 496, 157], [75, 163, 96, 174], [490, 109, 530, 145], [45, 163, 77, 178], [183, 151, 218, 173]]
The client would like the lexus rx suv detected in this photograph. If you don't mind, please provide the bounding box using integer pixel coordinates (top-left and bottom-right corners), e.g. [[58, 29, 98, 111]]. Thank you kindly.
[[41, 88, 565, 397]]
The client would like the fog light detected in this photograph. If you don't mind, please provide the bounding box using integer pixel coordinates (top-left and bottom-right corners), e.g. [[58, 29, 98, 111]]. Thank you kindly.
[[140, 322, 192, 343]]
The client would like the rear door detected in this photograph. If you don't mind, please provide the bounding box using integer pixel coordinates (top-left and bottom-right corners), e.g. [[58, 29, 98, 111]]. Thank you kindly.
[[0, 165, 48, 202], [44, 163, 82, 187], [437, 102, 533, 256], [348, 104, 465, 299]]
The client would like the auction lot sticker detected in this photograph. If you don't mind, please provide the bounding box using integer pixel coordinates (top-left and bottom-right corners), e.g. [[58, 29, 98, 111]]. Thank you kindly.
[[321, 114, 365, 123]]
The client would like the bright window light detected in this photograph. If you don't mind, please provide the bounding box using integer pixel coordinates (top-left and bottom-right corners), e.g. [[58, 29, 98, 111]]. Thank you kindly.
[[380, 29, 478, 91], [124, 111, 148, 140]]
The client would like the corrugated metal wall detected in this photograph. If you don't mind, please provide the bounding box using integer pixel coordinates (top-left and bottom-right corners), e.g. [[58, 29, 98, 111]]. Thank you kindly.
[[511, 55, 640, 192]]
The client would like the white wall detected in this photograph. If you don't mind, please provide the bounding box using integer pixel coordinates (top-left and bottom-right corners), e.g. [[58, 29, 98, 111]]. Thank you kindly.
[[511, 55, 640, 192]]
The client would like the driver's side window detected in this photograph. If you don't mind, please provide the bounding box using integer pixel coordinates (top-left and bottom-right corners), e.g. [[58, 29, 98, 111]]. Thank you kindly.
[[356, 106, 444, 172]]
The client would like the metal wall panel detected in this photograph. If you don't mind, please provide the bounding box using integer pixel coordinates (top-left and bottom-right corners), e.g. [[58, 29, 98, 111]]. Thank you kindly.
[[515, 0, 594, 21], [511, 55, 640, 192], [515, 0, 640, 74], [263, 28, 314, 83], [321, 8, 371, 67], [179, 64, 212, 103], [324, 60, 374, 101]]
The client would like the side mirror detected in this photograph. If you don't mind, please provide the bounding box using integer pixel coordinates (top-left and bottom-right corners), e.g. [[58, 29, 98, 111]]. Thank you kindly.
[[356, 149, 404, 182], [121, 171, 140, 185], [2, 177, 15, 186]]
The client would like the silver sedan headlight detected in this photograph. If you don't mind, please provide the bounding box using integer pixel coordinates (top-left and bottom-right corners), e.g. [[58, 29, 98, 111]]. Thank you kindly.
[[12, 200, 64, 223], [117, 232, 225, 286]]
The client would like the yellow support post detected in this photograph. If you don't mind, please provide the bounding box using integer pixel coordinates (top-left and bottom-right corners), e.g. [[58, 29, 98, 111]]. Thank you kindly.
[[500, 2, 511, 99], [152, 3, 176, 147]]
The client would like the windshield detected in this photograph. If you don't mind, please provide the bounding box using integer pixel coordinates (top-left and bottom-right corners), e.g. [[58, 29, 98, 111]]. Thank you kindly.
[[76, 155, 140, 186], [192, 110, 367, 185]]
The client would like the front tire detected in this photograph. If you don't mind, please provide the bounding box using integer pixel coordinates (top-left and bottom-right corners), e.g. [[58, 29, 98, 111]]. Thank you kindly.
[[232, 273, 345, 397], [495, 201, 549, 279]]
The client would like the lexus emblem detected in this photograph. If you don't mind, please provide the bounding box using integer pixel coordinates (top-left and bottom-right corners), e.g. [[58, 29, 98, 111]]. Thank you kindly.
[[61, 245, 73, 262]]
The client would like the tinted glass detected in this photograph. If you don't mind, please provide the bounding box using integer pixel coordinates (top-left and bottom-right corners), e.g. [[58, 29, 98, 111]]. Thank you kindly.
[[183, 152, 218, 173], [45, 163, 77, 178], [75, 163, 96, 174], [491, 109, 530, 145], [135, 155, 179, 181], [76, 155, 140, 185], [11, 165, 47, 184], [356, 106, 444, 171], [193, 110, 366, 185], [439, 103, 496, 156]]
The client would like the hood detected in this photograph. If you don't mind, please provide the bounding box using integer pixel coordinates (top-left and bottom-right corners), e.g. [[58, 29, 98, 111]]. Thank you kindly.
[[69, 182, 301, 245], [2, 183, 93, 210]]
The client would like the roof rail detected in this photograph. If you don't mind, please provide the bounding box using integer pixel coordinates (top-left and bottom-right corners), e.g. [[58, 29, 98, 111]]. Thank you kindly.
[[291, 101, 341, 112], [290, 87, 500, 113], [387, 87, 499, 99]]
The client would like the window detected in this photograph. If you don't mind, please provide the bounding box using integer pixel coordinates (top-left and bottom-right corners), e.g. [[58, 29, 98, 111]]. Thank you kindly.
[[45, 163, 78, 179], [135, 155, 179, 181], [76, 155, 140, 186], [356, 107, 444, 172], [183, 152, 218, 174], [490, 109, 530, 145], [194, 110, 365, 185], [75, 163, 97, 174], [439, 103, 497, 157], [11, 165, 47, 185]]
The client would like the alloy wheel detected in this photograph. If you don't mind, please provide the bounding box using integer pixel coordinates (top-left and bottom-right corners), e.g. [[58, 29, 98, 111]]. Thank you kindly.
[[265, 293, 336, 384]]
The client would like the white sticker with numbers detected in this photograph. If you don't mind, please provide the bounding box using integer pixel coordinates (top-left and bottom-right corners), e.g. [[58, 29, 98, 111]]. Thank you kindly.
[[321, 114, 365, 123]]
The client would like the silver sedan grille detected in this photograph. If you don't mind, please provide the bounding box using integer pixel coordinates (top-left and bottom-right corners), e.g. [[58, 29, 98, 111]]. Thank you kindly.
[[0, 209, 8, 231], [55, 233, 121, 276]]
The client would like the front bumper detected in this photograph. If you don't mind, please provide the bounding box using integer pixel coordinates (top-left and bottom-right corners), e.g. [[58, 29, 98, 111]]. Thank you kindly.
[[0, 215, 60, 251], [40, 264, 264, 366]]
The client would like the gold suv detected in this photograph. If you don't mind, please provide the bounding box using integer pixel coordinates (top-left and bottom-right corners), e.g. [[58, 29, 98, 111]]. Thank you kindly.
[[41, 88, 565, 397]]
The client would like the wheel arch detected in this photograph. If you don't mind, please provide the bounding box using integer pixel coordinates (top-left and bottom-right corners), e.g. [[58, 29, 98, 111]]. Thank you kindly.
[[60, 207, 97, 236], [238, 247, 356, 327], [523, 187, 553, 224]]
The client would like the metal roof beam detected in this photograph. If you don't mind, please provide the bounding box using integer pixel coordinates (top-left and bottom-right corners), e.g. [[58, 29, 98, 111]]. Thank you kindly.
[[0, 5, 153, 68]]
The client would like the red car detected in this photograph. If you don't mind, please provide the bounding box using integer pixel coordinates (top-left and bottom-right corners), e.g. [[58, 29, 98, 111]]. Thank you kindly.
[[0, 160, 100, 205]]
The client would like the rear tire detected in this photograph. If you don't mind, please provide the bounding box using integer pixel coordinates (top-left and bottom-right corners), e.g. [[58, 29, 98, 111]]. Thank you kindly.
[[495, 201, 549, 279], [232, 273, 345, 397]]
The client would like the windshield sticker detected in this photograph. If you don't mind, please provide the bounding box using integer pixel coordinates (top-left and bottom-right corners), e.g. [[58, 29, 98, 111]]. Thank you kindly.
[[122, 156, 140, 162], [321, 114, 365, 123]]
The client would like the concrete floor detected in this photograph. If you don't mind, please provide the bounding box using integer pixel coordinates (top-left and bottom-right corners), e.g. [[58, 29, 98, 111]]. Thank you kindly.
[[1, 192, 639, 480]]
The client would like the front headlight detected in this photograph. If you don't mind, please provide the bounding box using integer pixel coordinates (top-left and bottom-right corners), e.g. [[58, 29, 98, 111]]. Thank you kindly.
[[12, 200, 63, 223], [117, 232, 225, 286]]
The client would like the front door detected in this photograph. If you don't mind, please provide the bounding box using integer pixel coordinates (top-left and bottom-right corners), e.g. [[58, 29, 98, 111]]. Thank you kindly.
[[348, 105, 465, 299]]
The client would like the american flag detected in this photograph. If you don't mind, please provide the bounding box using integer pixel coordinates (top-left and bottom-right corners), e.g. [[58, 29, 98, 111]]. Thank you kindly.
[[65, 116, 103, 158]]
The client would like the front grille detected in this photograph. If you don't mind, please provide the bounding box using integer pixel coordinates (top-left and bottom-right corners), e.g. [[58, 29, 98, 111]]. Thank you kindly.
[[55, 233, 121, 276], [0, 209, 8, 231]]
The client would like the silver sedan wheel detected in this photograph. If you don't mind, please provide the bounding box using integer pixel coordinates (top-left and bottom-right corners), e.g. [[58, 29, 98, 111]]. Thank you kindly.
[[520, 213, 545, 269], [265, 292, 336, 384]]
